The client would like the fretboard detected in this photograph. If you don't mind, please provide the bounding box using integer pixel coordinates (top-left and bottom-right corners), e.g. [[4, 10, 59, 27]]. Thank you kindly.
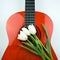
[[25, 0, 35, 27]]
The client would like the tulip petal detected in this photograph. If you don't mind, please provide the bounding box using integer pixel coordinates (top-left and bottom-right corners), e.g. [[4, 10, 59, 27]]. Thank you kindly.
[[18, 31, 28, 41], [22, 27, 30, 35], [28, 24, 36, 34]]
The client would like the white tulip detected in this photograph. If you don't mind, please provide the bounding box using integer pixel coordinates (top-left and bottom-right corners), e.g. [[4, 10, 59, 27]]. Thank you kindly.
[[22, 27, 30, 36], [28, 24, 36, 34], [18, 31, 28, 41]]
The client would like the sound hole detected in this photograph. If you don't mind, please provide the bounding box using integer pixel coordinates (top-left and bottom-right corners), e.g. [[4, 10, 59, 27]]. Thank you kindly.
[[36, 26, 41, 39]]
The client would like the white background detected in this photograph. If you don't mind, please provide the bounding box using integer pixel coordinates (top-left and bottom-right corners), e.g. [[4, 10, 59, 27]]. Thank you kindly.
[[0, 0, 60, 60]]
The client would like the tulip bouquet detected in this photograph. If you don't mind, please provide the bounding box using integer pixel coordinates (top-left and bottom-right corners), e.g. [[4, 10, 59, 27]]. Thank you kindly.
[[18, 24, 53, 60]]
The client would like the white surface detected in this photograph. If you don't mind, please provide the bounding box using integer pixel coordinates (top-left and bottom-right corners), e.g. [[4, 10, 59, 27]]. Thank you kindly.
[[0, 0, 60, 60]]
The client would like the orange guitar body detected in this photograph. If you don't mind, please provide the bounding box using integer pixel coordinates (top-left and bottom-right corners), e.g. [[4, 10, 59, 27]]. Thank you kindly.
[[2, 12, 58, 60]]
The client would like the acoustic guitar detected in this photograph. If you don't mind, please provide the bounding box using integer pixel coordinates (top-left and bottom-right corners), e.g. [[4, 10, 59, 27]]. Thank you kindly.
[[2, 0, 58, 60]]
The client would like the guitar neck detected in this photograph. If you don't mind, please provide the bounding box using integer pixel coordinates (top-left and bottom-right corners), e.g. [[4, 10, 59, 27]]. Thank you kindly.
[[25, 0, 35, 27]]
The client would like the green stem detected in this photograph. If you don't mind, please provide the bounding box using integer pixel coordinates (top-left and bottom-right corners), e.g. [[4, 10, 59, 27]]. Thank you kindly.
[[30, 35, 51, 60], [26, 40, 42, 55], [25, 40, 45, 58], [33, 34, 51, 60], [29, 35, 42, 51], [33, 34, 48, 53]]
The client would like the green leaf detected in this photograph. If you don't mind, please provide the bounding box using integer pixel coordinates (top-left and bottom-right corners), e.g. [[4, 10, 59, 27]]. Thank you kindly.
[[30, 35, 43, 51], [42, 24, 53, 60], [42, 24, 50, 39], [33, 34, 42, 48], [29, 35, 38, 46], [22, 41, 47, 59], [46, 40, 50, 53], [22, 42, 36, 51], [46, 39, 53, 60], [31, 34, 50, 60], [22, 41, 41, 55], [46, 39, 51, 57], [19, 44, 39, 56], [19, 44, 46, 60]]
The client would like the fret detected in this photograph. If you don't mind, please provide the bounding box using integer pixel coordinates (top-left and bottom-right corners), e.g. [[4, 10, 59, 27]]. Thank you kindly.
[[25, 22, 35, 24], [26, 5, 35, 7], [25, 20, 35, 22], [25, 16, 35, 18], [25, 19, 34, 21], [25, 21, 35, 24], [25, 18, 34, 21], [25, 4, 35, 7], [26, 9, 34, 11], [25, 20, 35, 23], [25, 19, 35, 22], [25, 17, 34, 18], [26, 9, 35, 11], [26, 6, 35, 8], [25, 19, 35, 21], [25, 13, 35, 15], [26, 0, 35, 1], [26, 7, 35, 10], [26, 0, 34, 1], [25, 15, 34, 17], [25, 12, 35, 14], [25, 20, 34, 21], [25, 10, 34, 12], [25, 11, 34, 13], [26, 6, 34, 8], [25, 16, 34, 18], [25, 17, 34, 19], [26, 1, 35, 5], [26, 2, 34, 4]]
